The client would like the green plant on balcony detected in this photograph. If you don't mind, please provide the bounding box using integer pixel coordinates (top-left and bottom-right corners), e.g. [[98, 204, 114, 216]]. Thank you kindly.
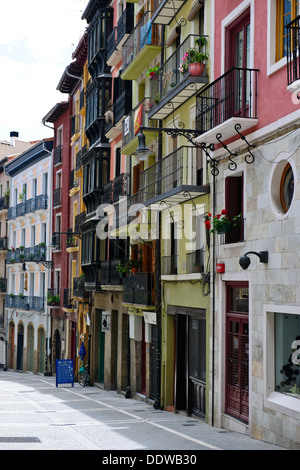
[[47, 292, 60, 306], [67, 237, 77, 247], [19, 245, 24, 251], [19, 293, 24, 298], [38, 242, 46, 247], [9, 293, 14, 298], [146, 65, 160, 77], [179, 37, 209, 75], [154, 93, 161, 104], [124, 259, 141, 275], [18, 188, 26, 202]]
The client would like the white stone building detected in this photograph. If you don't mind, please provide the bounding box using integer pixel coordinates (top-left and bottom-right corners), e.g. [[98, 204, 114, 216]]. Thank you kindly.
[[5, 139, 53, 374]]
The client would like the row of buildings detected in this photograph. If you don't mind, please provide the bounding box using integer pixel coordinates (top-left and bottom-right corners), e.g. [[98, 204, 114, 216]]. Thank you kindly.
[[1, 0, 300, 449]]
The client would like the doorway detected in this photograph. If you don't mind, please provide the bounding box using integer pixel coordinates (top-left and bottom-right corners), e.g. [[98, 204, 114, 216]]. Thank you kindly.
[[174, 310, 206, 418], [17, 323, 24, 371], [225, 282, 249, 423]]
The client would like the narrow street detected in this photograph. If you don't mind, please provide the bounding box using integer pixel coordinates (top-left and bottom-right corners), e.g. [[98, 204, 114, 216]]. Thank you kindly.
[[0, 371, 285, 453]]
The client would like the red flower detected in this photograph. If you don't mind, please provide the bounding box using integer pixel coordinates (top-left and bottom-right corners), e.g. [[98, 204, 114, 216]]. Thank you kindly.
[[204, 220, 211, 230], [221, 209, 227, 215]]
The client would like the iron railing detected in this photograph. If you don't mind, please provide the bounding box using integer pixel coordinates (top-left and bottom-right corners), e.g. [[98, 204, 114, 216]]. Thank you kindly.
[[54, 145, 63, 166], [139, 146, 200, 203], [53, 188, 62, 208], [122, 97, 157, 148], [286, 15, 300, 86], [117, 6, 134, 45], [150, 35, 208, 104], [73, 276, 89, 299], [122, 272, 154, 305], [196, 67, 259, 134], [122, 11, 161, 72], [6, 295, 44, 311], [107, 27, 117, 59]]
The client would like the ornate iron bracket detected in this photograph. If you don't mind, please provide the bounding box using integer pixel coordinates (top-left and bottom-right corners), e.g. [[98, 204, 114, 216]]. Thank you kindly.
[[167, 0, 187, 28], [216, 133, 237, 171], [234, 123, 256, 164]]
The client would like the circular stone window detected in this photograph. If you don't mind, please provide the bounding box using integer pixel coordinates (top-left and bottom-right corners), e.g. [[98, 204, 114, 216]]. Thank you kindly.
[[280, 163, 294, 213], [270, 157, 295, 218]]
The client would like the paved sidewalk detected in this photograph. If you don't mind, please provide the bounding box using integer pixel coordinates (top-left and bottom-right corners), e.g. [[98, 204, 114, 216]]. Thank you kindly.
[[0, 370, 287, 452]]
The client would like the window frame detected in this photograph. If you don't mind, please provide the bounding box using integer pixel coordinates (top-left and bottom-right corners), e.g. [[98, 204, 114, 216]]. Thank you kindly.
[[264, 304, 300, 420]]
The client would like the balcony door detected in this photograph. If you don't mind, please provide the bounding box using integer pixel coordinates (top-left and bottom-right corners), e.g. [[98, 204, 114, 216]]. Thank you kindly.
[[226, 9, 251, 117]]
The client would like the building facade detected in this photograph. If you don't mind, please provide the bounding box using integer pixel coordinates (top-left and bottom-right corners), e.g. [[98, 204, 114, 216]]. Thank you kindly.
[[5, 138, 53, 374], [195, 0, 300, 449]]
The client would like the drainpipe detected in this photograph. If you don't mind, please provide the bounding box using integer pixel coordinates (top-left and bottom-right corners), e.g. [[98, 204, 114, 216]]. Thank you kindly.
[[154, 25, 165, 410]]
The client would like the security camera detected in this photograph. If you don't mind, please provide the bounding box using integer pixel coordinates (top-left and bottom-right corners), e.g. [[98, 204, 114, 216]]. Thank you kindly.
[[239, 255, 251, 270]]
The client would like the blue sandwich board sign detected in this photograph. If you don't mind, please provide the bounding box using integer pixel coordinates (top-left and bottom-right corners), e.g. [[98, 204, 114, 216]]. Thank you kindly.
[[56, 359, 74, 387]]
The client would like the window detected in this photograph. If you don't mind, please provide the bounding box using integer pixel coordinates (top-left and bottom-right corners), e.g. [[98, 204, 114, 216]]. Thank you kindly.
[[276, 0, 300, 61], [275, 312, 300, 397], [270, 157, 295, 218], [224, 174, 244, 243]]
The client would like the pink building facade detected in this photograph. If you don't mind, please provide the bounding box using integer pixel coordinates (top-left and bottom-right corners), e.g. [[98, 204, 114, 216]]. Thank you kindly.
[[197, 0, 300, 449]]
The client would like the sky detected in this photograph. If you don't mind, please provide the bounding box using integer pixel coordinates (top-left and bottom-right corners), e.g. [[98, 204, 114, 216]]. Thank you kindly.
[[0, 0, 89, 143]]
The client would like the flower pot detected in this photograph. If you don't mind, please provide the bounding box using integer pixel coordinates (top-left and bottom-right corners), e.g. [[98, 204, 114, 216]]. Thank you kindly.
[[217, 223, 232, 234], [188, 62, 205, 76]]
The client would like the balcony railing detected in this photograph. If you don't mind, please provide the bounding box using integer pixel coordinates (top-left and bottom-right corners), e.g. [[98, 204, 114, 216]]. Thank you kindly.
[[7, 194, 49, 220], [186, 250, 205, 274], [7, 245, 46, 264], [47, 289, 60, 307], [75, 211, 86, 233], [54, 145, 63, 166], [6, 295, 44, 311], [162, 255, 178, 275], [149, 34, 208, 109], [63, 288, 72, 309], [122, 11, 161, 73], [73, 276, 89, 299], [53, 188, 62, 208], [101, 259, 125, 286], [0, 238, 8, 251], [115, 88, 132, 125], [123, 272, 154, 305], [196, 67, 259, 135], [122, 97, 157, 149], [139, 146, 204, 204], [107, 27, 117, 59], [0, 195, 9, 211], [286, 15, 300, 86]]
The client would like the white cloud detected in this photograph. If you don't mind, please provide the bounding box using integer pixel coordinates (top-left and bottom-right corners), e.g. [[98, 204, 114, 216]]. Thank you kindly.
[[0, 0, 88, 141]]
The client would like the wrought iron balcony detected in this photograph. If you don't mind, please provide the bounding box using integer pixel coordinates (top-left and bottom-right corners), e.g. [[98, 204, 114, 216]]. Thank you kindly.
[[121, 11, 161, 80], [63, 288, 72, 309], [7, 245, 46, 264], [162, 255, 178, 275], [47, 289, 60, 307], [6, 294, 44, 311], [151, 0, 188, 25], [122, 272, 154, 305], [0, 237, 8, 251], [286, 15, 300, 89], [0, 278, 7, 293], [196, 67, 259, 144], [0, 195, 9, 211], [73, 276, 89, 299], [74, 211, 86, 233], [186, 249, 205, 274], [122, 97, 158, 155], [53, 188, 62, 208], [139, 146, 209, 206], [54, 145, 63, 166], [100, 259, 125, 286], [148, 35, 209, 120]]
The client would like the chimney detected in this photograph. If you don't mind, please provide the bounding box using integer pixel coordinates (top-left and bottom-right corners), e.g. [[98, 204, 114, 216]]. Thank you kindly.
[[10, 131, 19, 147]]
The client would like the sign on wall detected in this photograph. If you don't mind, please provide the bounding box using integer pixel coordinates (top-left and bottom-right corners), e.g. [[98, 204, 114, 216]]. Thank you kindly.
[[102, 311, 111, 332]]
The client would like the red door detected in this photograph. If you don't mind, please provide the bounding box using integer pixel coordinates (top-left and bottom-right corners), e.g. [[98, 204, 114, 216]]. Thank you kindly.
[[225, 282, 249, 423]]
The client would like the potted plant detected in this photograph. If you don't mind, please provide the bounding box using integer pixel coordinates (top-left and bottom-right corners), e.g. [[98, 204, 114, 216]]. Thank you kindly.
[[116, 262, 126, 278], [204, 210, 241, 234], [9, 293, 14, 298], [154, 93, 161, 104], [179, 37, 209, 76], [124, 259, 141, 275], [146, 65, 159, 77]]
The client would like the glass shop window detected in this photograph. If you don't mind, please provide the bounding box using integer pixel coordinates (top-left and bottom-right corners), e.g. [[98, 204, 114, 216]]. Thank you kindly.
[[275, 313, 300, 398]]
